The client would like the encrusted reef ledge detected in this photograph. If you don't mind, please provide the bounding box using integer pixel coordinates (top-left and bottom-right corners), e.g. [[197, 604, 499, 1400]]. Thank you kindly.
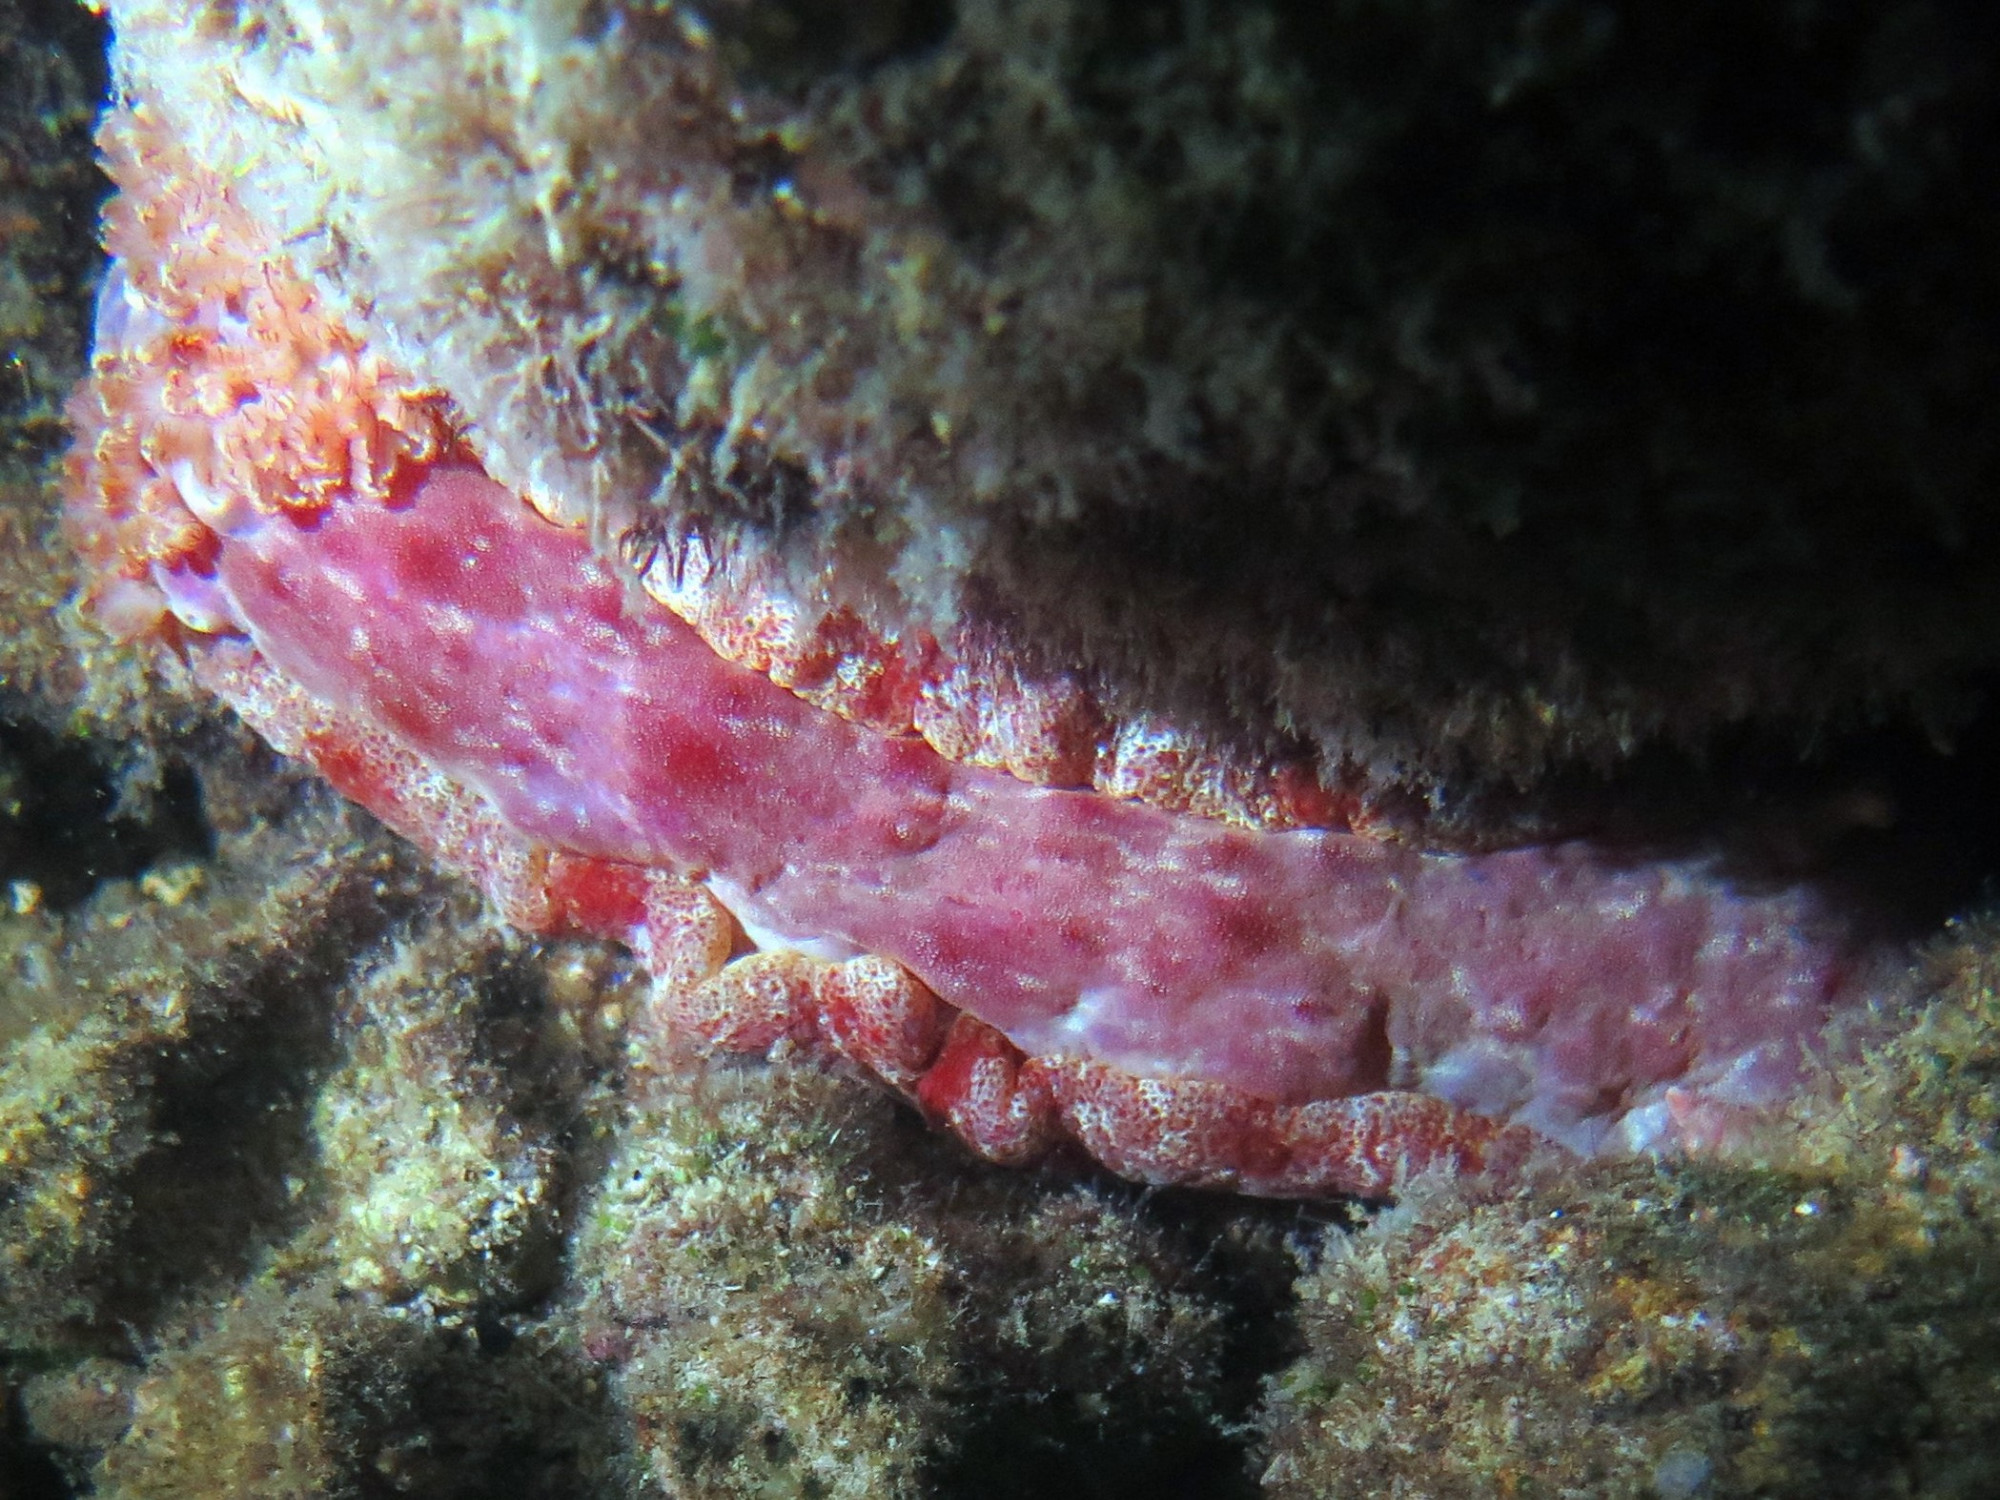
[[8, 4, 2000, 1499]]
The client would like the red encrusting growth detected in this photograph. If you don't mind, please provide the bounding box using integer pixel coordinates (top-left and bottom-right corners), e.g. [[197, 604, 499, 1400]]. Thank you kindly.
[[65, 105, 455, 630], [543, 856, 653, 943], [1038, 1062, 1522, 1198], [64, 102, 1892, 1200], [203, 648, 1496, 1195], [636, 518, 1364, 830], [915, 1016, 1064, 1169]]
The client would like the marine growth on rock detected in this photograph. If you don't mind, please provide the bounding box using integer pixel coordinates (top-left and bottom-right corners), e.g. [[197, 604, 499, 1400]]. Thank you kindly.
[[18, 3, 2000, 1497], [63, 3, 1917, 1199]]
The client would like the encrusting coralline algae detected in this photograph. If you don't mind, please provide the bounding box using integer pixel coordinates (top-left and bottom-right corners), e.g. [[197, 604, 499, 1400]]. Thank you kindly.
[[64, 0, 1918, 1200]]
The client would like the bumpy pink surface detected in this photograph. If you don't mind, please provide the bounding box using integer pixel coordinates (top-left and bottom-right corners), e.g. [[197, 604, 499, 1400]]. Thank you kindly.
[[185, 466, 1870, 1156]]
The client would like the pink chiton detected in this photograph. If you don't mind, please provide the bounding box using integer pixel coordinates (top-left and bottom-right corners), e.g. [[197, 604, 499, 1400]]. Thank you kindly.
[[66, 105, 1891, 1200]]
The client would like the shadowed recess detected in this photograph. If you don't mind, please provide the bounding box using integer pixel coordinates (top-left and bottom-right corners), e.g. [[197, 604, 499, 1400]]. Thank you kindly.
[[0, 710, 211, 913], [926, 1192, 1320, 1500]]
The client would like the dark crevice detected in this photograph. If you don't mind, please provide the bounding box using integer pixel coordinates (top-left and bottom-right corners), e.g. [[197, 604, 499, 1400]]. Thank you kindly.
[[927, 1188, 1322, 1500], [698, 0, 957, 97], [0, 711, 214, 913], [90, 875, 414, 1345], [0, 1386, 74, 1500], [337, 1323, 628, 1500], [937, 1406, 1256, 1500], [445, 942, 609, 1315], [1431, 679, 2000, 942], [0, 0, 111, 475]]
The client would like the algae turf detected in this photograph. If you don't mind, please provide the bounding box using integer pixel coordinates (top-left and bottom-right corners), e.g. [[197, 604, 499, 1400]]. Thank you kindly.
[[1263, 924, 2000, 1499]]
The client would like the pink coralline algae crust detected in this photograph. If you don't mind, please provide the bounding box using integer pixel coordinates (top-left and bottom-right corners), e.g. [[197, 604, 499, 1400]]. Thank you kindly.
[[66, 105, 1889, 1199], [637, 516, 1361, 834]]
